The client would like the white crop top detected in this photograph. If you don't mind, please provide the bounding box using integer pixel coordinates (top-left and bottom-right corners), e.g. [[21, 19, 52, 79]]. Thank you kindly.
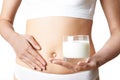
[[23, 0, 97, 20]]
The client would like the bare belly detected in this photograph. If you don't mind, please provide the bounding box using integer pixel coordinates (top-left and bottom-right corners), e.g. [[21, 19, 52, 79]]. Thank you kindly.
[[16, 16, 95, 74]]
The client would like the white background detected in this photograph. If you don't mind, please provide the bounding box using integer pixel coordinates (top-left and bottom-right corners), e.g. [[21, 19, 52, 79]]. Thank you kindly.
[[0, 0, 120, 80]]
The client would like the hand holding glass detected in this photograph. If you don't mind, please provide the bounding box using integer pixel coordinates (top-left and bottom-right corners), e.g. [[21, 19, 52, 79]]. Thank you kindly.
[[62, 35, 90, 64]]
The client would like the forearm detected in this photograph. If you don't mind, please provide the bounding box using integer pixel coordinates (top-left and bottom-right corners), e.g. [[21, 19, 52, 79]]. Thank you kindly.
[[93, 32, 120, 67], [94, 0, 120, 67], [0, 19, 18, 43], [0, 0, 22, 43]]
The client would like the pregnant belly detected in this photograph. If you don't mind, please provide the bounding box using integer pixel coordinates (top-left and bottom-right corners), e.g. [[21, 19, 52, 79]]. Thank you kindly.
[[16, 17, 95, 74]]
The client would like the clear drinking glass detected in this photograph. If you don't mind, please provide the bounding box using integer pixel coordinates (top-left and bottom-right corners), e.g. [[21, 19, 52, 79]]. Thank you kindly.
[[62, 35, 90, 64]]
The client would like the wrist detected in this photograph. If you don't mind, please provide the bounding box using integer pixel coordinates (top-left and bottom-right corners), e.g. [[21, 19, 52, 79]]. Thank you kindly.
[[6, 32, 20, 45], [0, 20, 17, 43]]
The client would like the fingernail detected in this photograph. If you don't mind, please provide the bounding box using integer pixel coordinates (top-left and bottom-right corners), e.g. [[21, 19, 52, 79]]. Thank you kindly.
[[49, 58, 53, 62], [36, 45, 40, 49], [43, 62, 47, 66], [77, 62, 84, 66], [39, 68, 42, 71], [77, 62, 81, 65], [85, 58, 89, 63], [42, 66, 46, 70], [49, 58, 53, 60], [33, 67, 37, 70], [51, 61, 56, 63], [49, 59, 57, 64]]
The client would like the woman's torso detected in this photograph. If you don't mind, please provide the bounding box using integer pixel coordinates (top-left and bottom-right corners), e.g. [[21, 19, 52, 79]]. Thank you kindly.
[[16, 16, 95, 74]]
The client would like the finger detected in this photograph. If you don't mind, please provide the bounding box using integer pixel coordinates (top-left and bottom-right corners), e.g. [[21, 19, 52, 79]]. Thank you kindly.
[[85, 58, 98, 68], [77, 60, 86, 66], [22, 57, 41, 71], [74, 65, 82, 72], [26, 51, 46, 70], [20, 53, 42, 71], [50, 59, 74, 70], [76, 61, 90, 71], [85, 57, 90, 63], [87, 61, 97, 68], [77, 57, 91, 65], [77, 59, 96, 70], [28, 47, 47, 66], [26, 35, 41, 50]]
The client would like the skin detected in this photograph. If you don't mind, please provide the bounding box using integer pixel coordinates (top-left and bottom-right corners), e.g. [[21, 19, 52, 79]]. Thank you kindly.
[[0, 0, 47, 71], [0, 0, 120, 80], [50, 0, 120, 71], [21, 17, 95, 73]]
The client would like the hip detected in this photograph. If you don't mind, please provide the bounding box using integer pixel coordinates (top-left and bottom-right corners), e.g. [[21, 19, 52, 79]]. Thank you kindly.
[[14, 64, 99, 80]]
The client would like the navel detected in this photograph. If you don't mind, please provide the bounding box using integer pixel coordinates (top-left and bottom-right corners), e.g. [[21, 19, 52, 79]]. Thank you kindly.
[[50, 52, 57, 58]]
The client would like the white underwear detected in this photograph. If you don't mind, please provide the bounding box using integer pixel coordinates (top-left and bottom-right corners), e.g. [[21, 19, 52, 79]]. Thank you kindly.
[[15, 64, 99, 80]]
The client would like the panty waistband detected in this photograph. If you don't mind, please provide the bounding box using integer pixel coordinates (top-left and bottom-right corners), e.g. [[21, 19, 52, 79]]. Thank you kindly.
[[15, 64, 99, 80]]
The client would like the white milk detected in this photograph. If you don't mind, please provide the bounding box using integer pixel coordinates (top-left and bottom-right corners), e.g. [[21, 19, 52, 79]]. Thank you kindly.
[[63, 40, 90, 58]]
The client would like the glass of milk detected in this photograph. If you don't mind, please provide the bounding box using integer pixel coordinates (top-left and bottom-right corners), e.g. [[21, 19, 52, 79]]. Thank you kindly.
[[63, 35, 90, 64]]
